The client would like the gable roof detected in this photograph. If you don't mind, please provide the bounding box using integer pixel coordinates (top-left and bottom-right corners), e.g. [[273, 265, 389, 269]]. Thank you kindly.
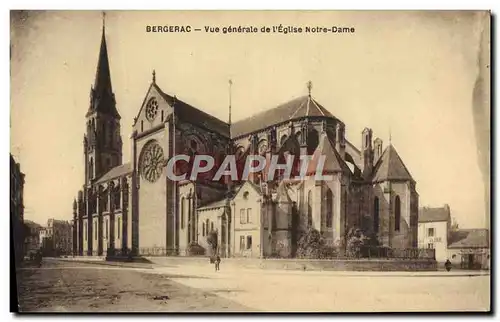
[[418, 206, 450, 223], [372, 144, 414, 183], [448, 229, 489, 249], [306, 133, 351, 176], [133, 82, 230, 137], [155, 84, 231, 137], [197, 198, 228, 211], [234, 180, 263, 198], [231, 95, 337, 138], [96, 163, 132, 184]]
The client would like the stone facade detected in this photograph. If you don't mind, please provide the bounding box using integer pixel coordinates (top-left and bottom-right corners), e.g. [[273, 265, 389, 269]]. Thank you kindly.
[[11, 154, 25, 263], [39, 218, 73, 256], [73, 23, 419, 259]]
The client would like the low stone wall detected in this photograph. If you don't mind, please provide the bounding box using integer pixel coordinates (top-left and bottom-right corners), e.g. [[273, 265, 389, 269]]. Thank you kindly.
[[258, 258, 437, 271], [146, 256, 437, 272]]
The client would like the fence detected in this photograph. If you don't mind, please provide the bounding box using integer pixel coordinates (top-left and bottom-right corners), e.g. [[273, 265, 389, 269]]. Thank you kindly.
[[138, 247, 178, 256], [136, 245, 435, 260], [265, 245, 435, 260], [357, 246, 435, 260]]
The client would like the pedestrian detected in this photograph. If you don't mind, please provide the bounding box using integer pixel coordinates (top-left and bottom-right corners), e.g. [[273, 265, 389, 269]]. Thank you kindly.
[[215, 254, 221, 271], [445, 259, 452, 272]]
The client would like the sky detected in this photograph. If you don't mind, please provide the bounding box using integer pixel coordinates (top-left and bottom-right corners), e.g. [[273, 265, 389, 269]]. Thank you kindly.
[[10, 10, 489, 229]]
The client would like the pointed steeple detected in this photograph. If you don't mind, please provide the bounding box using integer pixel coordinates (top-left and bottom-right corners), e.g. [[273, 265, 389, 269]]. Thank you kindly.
[[372, 144, 414, 183], [94, 13, 112, 95], [89, 12, 120, 118]]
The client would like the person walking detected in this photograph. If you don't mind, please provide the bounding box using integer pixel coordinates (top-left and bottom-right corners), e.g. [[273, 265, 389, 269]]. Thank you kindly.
[[215, 254, 221, 271], [445, 259, 452, 272]]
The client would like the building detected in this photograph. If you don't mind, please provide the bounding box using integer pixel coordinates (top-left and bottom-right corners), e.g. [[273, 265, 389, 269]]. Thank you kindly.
[[448, 229, 489, 270], [10, 154, 25, 263], [73, 20, 420, 258], [417, 205, 451, 262], [40, 219, 73, 256], [24, 220, 43, 256]]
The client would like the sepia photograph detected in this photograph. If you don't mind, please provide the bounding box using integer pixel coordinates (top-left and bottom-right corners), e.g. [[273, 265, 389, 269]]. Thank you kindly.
[[10, 10, 491, 313]]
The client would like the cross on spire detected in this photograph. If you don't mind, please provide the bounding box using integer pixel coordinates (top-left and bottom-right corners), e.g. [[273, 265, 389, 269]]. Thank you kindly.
[[102, 11, 106, 30], [307, 80, 313, 97], [152, 69, 156, 83]]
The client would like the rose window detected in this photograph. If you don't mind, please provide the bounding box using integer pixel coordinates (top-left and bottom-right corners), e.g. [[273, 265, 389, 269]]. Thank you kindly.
[[140, 141, 164, 183]]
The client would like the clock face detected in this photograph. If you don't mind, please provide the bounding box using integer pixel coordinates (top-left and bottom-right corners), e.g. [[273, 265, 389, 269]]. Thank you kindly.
[[140, 141, 164, 183], [146, 97, 159, 122]]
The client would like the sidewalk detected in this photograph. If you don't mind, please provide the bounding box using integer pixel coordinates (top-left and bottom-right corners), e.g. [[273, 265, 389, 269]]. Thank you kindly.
[[51, 257, 490, 277], [48, 257, 154, 269]]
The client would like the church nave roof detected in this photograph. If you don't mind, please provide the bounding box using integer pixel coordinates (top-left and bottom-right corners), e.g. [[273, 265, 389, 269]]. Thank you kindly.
[[231, 95, 337, 138]]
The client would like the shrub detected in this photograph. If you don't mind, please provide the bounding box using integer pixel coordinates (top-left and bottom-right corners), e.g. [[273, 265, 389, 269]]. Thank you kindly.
[[346, 228, 379, 258], [187, 242, 206, 256], [296, 228, 335, 259]]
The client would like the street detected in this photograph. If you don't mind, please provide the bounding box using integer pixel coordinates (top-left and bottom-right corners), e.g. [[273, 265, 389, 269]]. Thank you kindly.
[[15, 260, 250, 312], [15, 259, 490, 312]]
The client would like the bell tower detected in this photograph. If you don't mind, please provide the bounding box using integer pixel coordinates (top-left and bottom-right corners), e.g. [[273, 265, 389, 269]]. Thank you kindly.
[[84, 13, 122, 186]]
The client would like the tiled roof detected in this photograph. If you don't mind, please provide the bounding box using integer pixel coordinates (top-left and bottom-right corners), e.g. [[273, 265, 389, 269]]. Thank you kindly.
[[96, 163, 132, 184], [231, 95, 337, 138], [418, 206, 450, 223], [154, 84, 230, 137], [197, 198, 228, 211], [372, 144, 414, 183], [24, 220, 42, 229], [448, 229, 489, 249]]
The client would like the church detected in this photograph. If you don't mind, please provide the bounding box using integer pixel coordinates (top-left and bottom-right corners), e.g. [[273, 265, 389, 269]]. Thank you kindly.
[[72, 21, 419, 258]]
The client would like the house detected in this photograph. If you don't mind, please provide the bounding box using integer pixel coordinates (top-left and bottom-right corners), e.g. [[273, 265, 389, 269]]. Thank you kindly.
[[418, 205, 451, 262], [448, 229, 489, 270]]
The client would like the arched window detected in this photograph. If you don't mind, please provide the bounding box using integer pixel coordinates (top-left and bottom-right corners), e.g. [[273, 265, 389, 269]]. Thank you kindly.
[[89, 158, 94, 179], [395, 195, 401, 232], [326, 188, 333, 228], [280, 134, 288, 147], [180, 197, 185, 229], [206, 219, 210, 233], [374, 197, 379, 233], [307, 190, 313, 227], [307, 129, 319, 154], [202, 222, 206, 236], [114, 185, 121, 210]]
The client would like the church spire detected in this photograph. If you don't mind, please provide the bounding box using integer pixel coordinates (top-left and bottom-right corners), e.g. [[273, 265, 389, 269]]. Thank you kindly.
[[94, 12, 112, 95], [89, 11, 120, 118]]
